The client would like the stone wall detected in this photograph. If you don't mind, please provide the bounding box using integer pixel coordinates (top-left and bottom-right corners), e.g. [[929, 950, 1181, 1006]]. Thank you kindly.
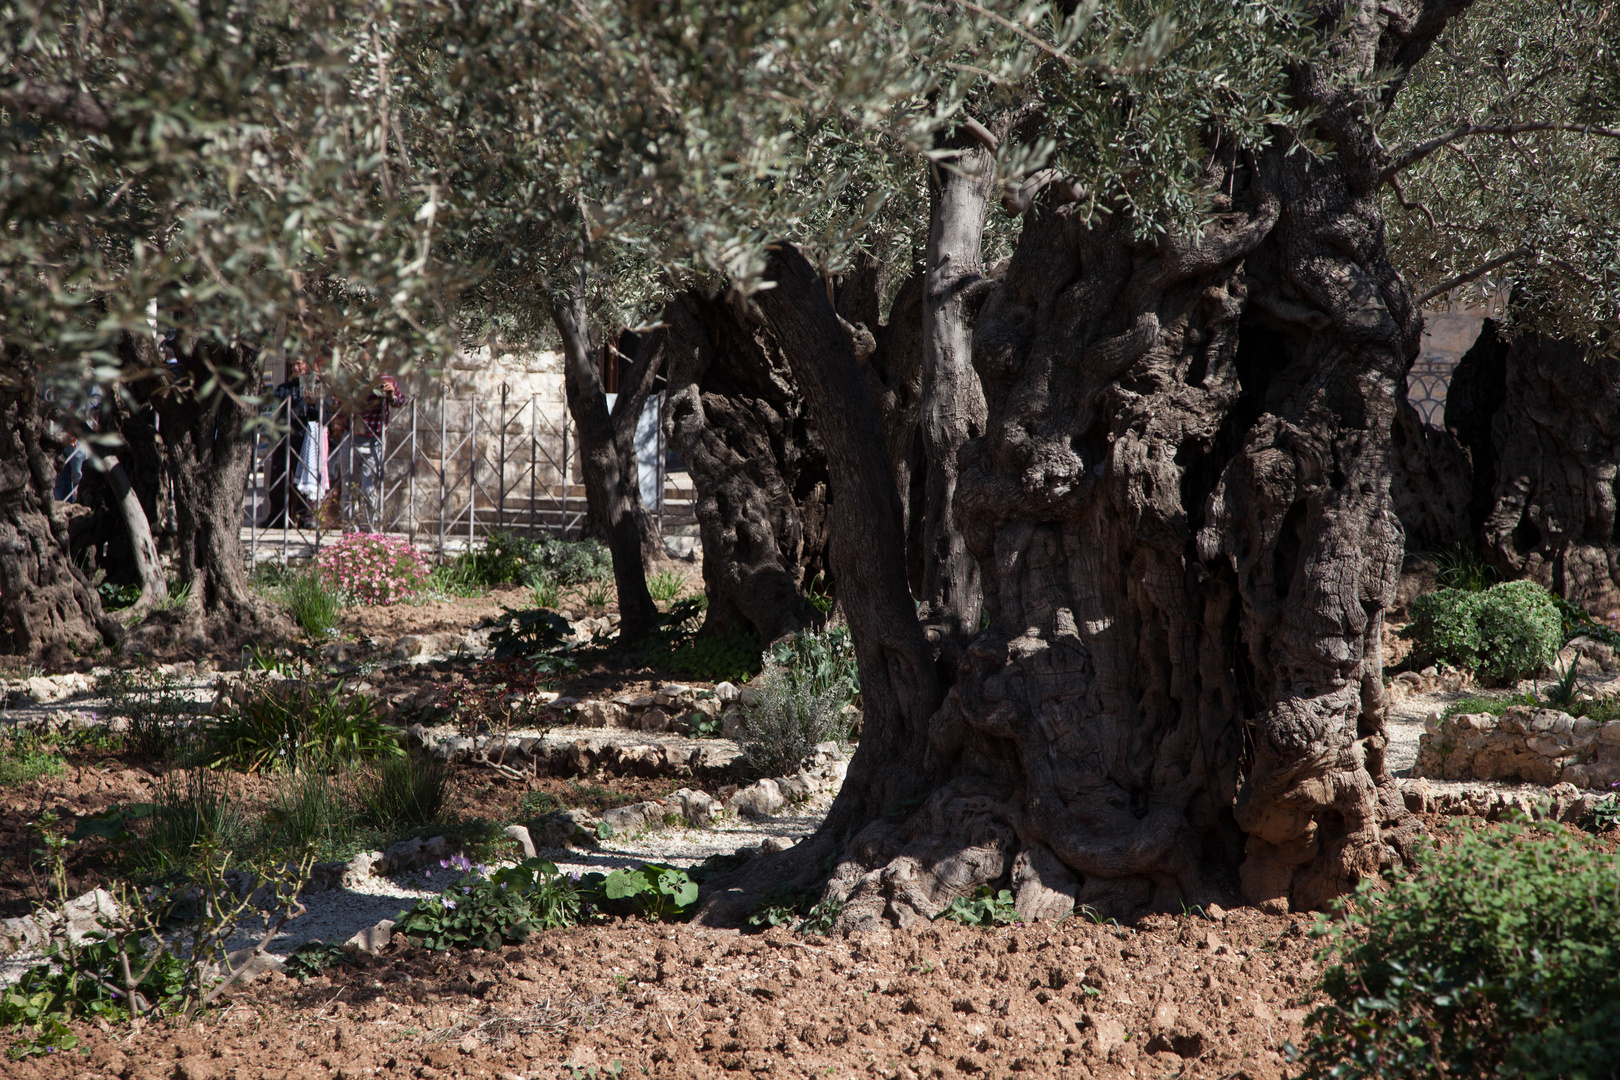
[[1414, 705, 1620, 789]]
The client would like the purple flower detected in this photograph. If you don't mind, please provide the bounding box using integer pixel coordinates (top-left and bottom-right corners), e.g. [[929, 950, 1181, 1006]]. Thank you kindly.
[[443, 898, 457, 909]]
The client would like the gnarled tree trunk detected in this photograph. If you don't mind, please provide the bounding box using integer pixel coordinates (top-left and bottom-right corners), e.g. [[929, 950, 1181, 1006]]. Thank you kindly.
[[0, 362, 121, 662], [704, 3, 1459, 928], [1449, 325, 1620, 612], [142, 338, 282, 649], [658, 289, 830, 645]]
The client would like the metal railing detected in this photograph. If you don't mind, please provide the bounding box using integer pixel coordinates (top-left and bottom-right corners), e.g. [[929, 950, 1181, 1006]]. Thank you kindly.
[[243, 384, 695, 565], [1408, 356, 1458, 429]]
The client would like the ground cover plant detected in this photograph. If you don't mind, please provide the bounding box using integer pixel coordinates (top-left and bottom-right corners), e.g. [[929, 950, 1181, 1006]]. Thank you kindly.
[[736, 623, 862, 776], [1297, 821, 1620, 1079], [0, 730, 65, 787]]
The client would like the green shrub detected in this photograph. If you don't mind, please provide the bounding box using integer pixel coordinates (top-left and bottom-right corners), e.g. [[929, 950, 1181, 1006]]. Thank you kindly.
[[286, 569, 341, 637], [737, 668, 848, 777], [1297, 822, 1620, 1080], [355, 754, 452, 830], [1402, 580, 1561, 681], [204, 680, 401, 772], [1476, 580, 1563, 680], [441, 530, 612, 589], [1404, 588, 1485, 670]]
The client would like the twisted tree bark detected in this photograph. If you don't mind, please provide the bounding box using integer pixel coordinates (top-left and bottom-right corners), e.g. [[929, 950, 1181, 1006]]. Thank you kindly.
[[0, 360, 121, 662], [703, 2, 1467, 927], [140, 337, 283, 649], [1448, 326, 1620, 612], [658, 290, 830, 645]]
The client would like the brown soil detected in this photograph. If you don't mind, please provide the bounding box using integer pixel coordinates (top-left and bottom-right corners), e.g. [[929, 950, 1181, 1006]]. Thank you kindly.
[[20, 910, 1317, 1080]]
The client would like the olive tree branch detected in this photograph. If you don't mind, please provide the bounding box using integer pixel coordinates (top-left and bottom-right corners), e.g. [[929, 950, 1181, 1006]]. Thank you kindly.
[[1382, 121, 1620, 183], [1415, 246, 1530, 305]]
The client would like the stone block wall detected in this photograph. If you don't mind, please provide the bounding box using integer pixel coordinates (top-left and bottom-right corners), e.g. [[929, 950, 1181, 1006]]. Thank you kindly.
[[1414, 705, 1620, 789]]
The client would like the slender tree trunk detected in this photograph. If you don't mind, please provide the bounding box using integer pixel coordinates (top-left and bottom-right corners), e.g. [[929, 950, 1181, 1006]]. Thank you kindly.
[[657, 290, 828, 645], [606, 332, 669, 571], [104, 456, 168, 618], [698, 245, 943, 923], [553, 279, 658, 643], [0, 360, 120, 662], [142, 337, 281, 649], [917, 143, 994, 652]]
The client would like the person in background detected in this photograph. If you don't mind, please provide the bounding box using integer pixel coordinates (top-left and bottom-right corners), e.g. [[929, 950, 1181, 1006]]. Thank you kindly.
[[349, 371, 404, 532]]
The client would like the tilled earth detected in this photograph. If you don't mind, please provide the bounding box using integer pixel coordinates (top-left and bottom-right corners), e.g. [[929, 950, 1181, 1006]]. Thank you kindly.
[[22, 908, 1317, 1080]]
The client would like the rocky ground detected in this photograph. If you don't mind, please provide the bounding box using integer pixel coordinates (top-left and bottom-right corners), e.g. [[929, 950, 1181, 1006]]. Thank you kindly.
[[3, 591, 1617, 1078]]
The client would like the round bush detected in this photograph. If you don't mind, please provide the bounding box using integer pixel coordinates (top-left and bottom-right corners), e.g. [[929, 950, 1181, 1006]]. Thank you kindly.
[[1476, 579, 1562, 680], [316, 533, 430, 605], [1403, 588, 1484, 671], [1401, 579, 1561, 680]]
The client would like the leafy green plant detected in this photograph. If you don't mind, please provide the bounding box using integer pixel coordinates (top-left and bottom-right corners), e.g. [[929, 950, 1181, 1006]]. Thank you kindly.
[[440, 531, 612, 589], [596, 864, 699, 922], [765, 623, 861, 711], [486, 608, 580, 675], [286, 568, 341, 637], [283, 941, 355, 980], [1477, 581, 1564, 680], [746, 884, 839, 934], [0, 731, 64, 787], [1545, 659, 1582, 706], [95, 577, 141, 612], [647, 569, 686, 603], [936, 887, 1019, 928], [1296, 821, 1620, 1080], [1403, 580, 1562, 681], [528, 573, 562, 610], [204, 679, 401, 772], [583, 580, 613, 609], [1585, 791, 1620, 832], [356, 753, 453, 830], [395, 857, 584, 950]]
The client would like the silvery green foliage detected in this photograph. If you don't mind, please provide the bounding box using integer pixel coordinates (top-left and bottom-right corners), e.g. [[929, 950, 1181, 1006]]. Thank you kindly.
[[739, 662, 850, 778], [0, 1, 447, 414], [1378, 0, 1620, 340]]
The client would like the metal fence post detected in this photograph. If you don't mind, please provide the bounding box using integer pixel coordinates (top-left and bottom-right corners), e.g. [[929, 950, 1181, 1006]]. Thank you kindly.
[[438, 393, 447, 560], [528, 396, 538, 533], [468, 399, 477, 553], [408, 399, 418, 546]]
